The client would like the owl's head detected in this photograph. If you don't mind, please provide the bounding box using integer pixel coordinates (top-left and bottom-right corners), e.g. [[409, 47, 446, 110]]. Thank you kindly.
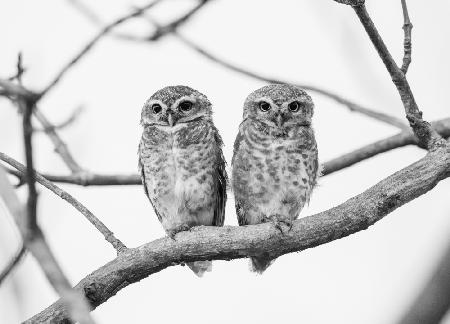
[[243, 84, 314, 128], [141, 85, 212, 127]]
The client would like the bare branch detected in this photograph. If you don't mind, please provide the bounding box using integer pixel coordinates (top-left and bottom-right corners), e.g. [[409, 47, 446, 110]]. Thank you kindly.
[[34, 105, 83, 132], [38, 0, 164, 99], [4, 117, 447, 187], [350, 3, 445, 149], [400, 0, 413, 74], [174, 32, 409, 130], [0, 243, 26, 285], [22, 100, 38, 233], [0, 109, 96, 324], [0, 152, 127, 254], [66, 0, 408, 130], [0, 78, 39, 101], [33, 107, 84, 173], [27, 144, 450, 323], [146, 0, 212, 41], [323, 117, 450, 176], [398, 241, 450, 324]]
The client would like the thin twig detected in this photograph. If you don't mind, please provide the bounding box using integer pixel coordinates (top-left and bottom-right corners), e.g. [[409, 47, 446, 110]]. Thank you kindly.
[[0, 152, 127, 254], [34, 105, 84, 132], [147, 0, 212, 41], [400, 0, 413, 74], [175, 31, 409, 130], [33, 107, 84, 173], [65, 0, 408, 130], [350, 3, 445, 149], [38, 0, 163, 99], [0, 244, 26, 285]]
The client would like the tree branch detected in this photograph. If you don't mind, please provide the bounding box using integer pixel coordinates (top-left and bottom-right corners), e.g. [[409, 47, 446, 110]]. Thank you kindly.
[[65, 0, 409, 131], [323, 117, 450, 176], [7, 100, 96, 324], [350, 2, 445, 149], [27, 144, 450, 323], [33, 107, 84, 173], [400, 0, 412, 74], [0, 152, 127, 254], [0, 243, 26, 286], [173, 31, 410, 131], [4, 117, 448, 186], [38, 0, 164, 99]]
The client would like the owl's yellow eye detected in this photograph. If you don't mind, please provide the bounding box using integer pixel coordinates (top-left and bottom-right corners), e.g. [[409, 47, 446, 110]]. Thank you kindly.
[[152, 104, 162, 114], [288, 101, 301, 112], [259, 101, 271, 112], [179, 101, 193, 112]]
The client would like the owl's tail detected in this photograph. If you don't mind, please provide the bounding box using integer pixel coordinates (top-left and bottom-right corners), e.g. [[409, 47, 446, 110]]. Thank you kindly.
[[249, 256, 276, 274], [187, 261, 212, 277]]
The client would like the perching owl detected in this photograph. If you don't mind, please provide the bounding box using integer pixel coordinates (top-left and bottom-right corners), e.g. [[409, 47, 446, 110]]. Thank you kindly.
[[138, 85, 227, 277], [232, 84, 319, 273]]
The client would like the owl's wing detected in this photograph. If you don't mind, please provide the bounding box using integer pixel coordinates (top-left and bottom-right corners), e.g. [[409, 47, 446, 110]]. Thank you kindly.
[[231, 127, 248, 226], [212, 130, 227, 227], [138, 153, 163, 223]]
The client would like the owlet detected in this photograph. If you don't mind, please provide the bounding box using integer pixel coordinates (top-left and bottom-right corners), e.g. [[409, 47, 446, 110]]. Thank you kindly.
[[232, 84, 319, 273], [138, 85, 227, 277]]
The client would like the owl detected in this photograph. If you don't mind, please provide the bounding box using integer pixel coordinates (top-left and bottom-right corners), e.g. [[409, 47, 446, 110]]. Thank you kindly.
[[232, 84, 319, 273], [138, 85, 227, 277]]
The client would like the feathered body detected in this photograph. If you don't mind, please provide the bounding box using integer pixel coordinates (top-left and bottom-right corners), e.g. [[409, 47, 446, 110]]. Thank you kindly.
[[139, 86, 227, 276], [232, 84, 319, 273]]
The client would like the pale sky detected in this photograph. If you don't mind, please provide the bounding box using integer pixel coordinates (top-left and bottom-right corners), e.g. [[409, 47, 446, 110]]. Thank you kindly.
[[1, 0, 450, 323]]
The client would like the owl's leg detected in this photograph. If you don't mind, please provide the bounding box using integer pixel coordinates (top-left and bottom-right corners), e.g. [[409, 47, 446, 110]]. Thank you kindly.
[[262, 214, 293, 234]]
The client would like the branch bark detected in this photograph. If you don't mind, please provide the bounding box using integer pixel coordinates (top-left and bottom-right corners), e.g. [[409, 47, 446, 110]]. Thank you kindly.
[[400, 0, 413, 74], [26, 144, 450, 323]]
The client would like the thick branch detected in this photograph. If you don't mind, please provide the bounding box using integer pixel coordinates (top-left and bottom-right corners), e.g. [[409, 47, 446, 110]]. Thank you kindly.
[[27, 144, 450, 323], [0, 152, 127, 254], [400, 0, 412, 74]]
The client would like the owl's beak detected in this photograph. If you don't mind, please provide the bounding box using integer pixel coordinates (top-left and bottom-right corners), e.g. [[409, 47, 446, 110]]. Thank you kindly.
[[276, 113, 283, 127], [167, 112, 175, 126]]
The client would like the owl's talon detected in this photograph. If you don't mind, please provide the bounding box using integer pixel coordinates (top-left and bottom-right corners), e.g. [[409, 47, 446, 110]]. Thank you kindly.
[[263, 215, 292, 235], [167, 224, 192, 240]]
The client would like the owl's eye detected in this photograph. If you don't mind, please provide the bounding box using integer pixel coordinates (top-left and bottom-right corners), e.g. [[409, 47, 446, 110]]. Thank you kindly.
[[152, 104, 162, 114], [179, 101, 193, 112], [288, 101, 301, 112], [259, 101, 271, 112]]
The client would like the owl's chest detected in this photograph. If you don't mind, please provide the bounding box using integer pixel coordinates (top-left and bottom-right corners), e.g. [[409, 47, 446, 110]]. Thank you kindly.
[[141, 125, 216, 197]]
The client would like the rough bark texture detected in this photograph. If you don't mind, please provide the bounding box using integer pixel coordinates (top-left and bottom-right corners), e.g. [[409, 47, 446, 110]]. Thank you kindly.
[[26, 145, 450, 323]]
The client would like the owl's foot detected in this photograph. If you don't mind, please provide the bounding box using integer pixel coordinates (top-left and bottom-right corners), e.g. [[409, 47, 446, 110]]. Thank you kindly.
[[167, 224, 191, 240], [262, 215, 293, 234]]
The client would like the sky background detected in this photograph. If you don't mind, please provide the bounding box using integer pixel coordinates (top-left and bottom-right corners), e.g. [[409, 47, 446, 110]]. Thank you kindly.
[[1, 0, 450, 323]]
